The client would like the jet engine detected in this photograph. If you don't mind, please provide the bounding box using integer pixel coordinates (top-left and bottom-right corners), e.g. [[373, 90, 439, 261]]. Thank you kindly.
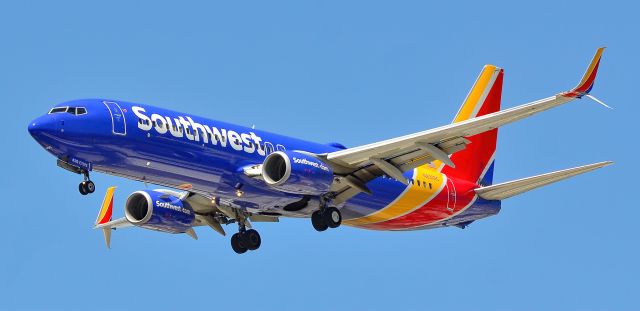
[[124, 190, 195, 233], [261, 151, 334, 195]]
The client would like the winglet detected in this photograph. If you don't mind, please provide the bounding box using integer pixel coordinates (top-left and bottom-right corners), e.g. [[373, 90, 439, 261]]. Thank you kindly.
[[102, 228, 112, 249], [94, 187, 116, 249], [563, 47, 605, 98], [95, 186, 116, 227]]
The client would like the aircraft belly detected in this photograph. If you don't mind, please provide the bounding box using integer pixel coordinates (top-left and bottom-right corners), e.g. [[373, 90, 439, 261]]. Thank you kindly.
[[340, 171, 500, 231]]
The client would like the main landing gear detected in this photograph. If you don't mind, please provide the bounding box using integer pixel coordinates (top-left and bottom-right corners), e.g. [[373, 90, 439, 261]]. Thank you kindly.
[[230, 221, 261, 254], [78, 172, 95, 195], [311, 196, 342, 232]]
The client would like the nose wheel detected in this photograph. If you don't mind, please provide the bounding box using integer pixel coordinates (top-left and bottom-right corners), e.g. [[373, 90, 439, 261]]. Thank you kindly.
[[78, 172, 95, 195], [79, 180, 95, 195]]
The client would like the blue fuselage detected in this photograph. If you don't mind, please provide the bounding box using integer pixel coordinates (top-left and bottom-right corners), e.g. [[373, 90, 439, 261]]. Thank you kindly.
[[28, 99, 500, 230]]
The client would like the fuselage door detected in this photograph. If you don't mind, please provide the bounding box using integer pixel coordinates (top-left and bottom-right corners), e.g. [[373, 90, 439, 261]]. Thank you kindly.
[[103, 101, 126, 135], [445, 176, 457, 212]]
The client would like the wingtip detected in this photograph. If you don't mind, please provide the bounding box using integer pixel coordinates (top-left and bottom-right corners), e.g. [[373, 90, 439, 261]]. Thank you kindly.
[[589, 161, 614, 169], [585, 94, 613, 109], [563, 48, 606, 98], [103, 227, 112, 249]]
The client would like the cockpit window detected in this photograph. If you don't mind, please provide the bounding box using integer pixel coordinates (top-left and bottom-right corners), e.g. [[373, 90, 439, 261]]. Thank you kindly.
[[49, 107, 68, 114], [48, 106, 87, 115]]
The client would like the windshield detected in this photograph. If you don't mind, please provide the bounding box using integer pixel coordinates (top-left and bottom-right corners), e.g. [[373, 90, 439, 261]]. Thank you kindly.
[[48, 106, 87, 115]]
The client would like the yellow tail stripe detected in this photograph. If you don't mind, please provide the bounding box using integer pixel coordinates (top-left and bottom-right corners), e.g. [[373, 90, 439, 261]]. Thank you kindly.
[[343, 65, 499, 226], [453, 65, 497, 123], [431, 65, 498, 171], [343, 166, 445, 226]]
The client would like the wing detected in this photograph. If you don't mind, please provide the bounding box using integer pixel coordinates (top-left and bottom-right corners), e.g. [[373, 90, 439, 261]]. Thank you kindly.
[[321, 48, 606, 203]]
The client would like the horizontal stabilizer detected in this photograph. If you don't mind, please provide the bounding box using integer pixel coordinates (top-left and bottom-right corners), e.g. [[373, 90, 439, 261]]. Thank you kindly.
[[475, 161, 612, 201]]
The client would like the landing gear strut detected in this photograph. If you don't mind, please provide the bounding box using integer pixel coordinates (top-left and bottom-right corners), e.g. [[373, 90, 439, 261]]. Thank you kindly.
[[78, 171, 95, 195], [230, 220, 261, 254], [311, 196, 342, 232]]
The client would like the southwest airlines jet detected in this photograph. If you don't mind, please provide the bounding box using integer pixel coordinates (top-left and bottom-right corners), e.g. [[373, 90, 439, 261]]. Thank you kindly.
[[28, 48, 611, 254]]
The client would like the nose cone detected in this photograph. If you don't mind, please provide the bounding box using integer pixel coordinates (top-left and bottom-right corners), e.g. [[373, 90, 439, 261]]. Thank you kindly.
[[28, 115, 58, 138]]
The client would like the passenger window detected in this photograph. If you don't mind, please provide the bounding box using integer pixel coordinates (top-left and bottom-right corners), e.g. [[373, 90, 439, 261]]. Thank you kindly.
[[417, 180, 421, 186], [429, 183, 432, 189]]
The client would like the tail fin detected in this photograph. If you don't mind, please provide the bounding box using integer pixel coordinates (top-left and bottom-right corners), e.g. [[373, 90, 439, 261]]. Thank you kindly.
[[443, 65, 503, 185]]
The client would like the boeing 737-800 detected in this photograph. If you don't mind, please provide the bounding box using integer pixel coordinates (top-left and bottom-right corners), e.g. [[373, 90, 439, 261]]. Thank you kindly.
[[28, 48, 611, 254]]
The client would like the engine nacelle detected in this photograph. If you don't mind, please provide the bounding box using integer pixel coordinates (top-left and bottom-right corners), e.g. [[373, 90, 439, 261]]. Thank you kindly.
[[261, 151, 334, 195], [124, 190, 195, 234]]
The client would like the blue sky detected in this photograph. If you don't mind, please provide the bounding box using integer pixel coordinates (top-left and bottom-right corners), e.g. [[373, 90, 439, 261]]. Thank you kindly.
[[1, 1, 637, 310]]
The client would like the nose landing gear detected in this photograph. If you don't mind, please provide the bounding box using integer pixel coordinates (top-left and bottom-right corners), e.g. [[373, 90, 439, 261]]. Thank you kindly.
[[78, 172, 95, 195]]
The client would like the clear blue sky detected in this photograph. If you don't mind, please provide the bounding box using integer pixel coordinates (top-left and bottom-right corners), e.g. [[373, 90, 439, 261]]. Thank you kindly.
[[1, 1, 636, 310]]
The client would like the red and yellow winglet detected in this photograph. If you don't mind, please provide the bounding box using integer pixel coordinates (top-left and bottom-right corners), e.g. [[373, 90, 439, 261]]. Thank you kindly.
[[95, 186, 115, 226], [563, 47, 605, 98]]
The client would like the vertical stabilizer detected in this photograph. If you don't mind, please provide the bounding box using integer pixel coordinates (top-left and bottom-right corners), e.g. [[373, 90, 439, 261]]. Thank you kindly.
[[443, 65, 503, 185]]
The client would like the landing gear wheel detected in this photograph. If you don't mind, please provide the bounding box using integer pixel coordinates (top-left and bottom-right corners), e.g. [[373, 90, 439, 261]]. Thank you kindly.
[[79, 182, 88, 195], [85, 180, 95, 194], [243, 229, 261, 250], [78, 171, 95, 195], [231, 233, 248, 254], [323, 207, 342, 228], [312, 211, 328, 232]]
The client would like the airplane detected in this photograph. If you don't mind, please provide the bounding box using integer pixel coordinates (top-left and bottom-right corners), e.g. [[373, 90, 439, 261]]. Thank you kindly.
[[28, 48, 612, 254]]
